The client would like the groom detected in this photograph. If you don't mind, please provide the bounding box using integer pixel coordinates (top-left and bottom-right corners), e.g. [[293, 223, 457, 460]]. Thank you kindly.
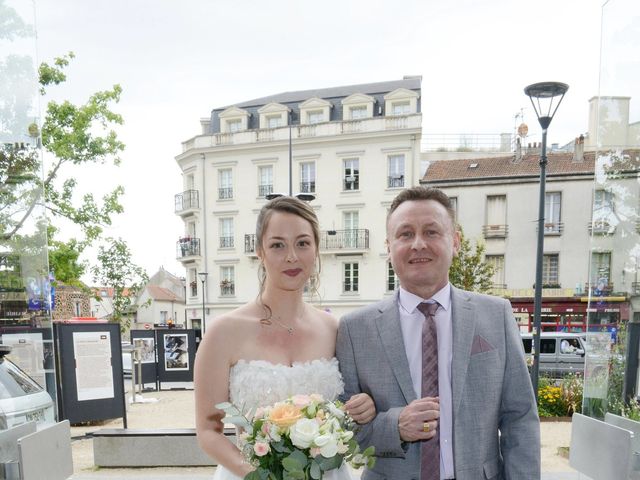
[[337, 186, 539, 480]]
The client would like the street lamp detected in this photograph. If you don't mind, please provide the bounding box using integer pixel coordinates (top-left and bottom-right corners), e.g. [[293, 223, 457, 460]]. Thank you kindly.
[[266, 109, 315, 202], [198, 271, 208, 334], [524, 81, 569, 397]]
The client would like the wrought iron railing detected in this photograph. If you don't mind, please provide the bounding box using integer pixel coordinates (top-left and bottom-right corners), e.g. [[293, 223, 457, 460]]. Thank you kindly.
[[174, 190, 199, 213], [176, 237, 200, 258]]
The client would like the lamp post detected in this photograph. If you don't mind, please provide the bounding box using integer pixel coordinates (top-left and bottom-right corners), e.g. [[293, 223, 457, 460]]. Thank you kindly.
[[267, 108, 315, 202], [524, 81, 568, 397], [198, 272, 208, 334]]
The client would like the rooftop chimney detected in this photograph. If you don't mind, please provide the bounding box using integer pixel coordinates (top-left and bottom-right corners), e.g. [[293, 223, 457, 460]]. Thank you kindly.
[[572, 134, 585, 163]]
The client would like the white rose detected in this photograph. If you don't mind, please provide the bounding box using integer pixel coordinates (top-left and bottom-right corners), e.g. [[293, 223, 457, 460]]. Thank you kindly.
[[269, 424, 281, 442], [290, 418, 320, 449], [319, 435, 339, 458]]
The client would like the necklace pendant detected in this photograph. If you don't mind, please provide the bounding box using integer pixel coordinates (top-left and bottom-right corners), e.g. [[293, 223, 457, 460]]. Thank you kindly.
[[287, 327, 294, 335]]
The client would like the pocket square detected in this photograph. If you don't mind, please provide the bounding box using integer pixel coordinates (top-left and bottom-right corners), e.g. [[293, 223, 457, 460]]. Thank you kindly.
[[471, 334, 495, 354]]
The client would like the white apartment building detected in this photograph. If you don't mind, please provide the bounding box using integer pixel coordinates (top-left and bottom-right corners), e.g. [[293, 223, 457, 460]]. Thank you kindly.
[[175, 77, 422, 329], [422, 95, 640, 333]]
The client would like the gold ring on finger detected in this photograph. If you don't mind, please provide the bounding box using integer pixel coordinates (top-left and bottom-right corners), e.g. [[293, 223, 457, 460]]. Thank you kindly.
[[423, 422, 430, 433]]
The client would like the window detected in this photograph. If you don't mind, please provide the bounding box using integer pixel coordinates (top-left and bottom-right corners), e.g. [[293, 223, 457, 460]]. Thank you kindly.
[[258, 165, 273, 197], [486, 255, 505, 288], [189, 268, 197, 297], [227, 119, 242, 132], [343, 263, 359, 293], [544, 192, 561, 233], [307, 110, 324, 124], [484, 195, 507, 237], [542, 254, 559, 286], [387, 154, 405, 188], [160, 311, 168, 323], [218, 169, 233, 199], [343, 159, 359, 191], [220, 266, 235, 296], [349, 106, 367, 119], [593, 190, 614, 229], [590, 252, 611, 290], [343, 211, 359, 248], [266, 115, 282, 128], [449, 197, 458, 222], [74, 301, 82, 317], [300, 162, 316, 193], [219, 218, 234, 248], [391, 101, 410, 115], [386, 262, 398, 292]]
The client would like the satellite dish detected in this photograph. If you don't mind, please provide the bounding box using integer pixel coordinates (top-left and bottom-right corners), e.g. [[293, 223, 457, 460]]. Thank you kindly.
[[517, 123, 528, 138]]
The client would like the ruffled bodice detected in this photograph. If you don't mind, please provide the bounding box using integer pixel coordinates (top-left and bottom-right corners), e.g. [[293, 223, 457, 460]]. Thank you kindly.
[[228, 357, 344, 411]]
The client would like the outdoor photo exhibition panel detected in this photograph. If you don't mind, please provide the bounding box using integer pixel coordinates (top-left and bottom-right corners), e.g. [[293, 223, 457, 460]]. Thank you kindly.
[[155, 329, 195, 387], [55, 323, 126, 424], [130, 329, 158, 387], [0, 327, 55, 399]]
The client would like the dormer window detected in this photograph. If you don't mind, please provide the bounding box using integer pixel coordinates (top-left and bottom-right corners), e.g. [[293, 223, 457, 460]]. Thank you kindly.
[[341, 93, 374, 120], [384, 88, 419, 116], [299, 97, 332, 125], [227, 119, 242, 132], [218, 106, 250, 133], [258, 103, 289, 129]]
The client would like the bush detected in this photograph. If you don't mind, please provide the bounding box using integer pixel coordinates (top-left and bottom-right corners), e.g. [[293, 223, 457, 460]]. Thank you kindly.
[[536, 373, 583, 418]]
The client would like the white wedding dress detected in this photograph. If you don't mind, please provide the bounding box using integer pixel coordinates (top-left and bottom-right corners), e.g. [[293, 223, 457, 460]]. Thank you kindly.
[[212, 357, 354, 480]]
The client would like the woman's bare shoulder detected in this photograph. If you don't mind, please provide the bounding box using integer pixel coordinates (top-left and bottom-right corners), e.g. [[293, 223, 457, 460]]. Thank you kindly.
[[308, 305, 338, 331]]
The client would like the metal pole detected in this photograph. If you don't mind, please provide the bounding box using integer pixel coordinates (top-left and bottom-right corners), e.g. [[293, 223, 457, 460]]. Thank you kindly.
[[288, 119, 292, 196], [531, 128, 548, 398], [201, 278, 206, 335]]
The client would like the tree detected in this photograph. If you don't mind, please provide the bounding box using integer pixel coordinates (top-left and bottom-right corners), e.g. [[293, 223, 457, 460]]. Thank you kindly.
[[91, 238, 148, 331], [449, 228, 494, 293]]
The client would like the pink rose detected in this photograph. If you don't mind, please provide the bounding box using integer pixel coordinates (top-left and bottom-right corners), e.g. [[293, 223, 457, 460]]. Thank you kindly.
[[310, 447, 322, 458], [254, 442, 270, 457], [291, 394, 312, 407]]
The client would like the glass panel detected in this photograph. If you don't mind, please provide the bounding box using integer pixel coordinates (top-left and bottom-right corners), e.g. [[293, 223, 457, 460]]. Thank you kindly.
[[582, 0, 639, 421], [0, 1, 58, 418]]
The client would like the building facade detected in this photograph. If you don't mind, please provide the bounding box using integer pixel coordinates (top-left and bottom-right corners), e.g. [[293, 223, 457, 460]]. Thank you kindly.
[[175, 77, 422, 328]]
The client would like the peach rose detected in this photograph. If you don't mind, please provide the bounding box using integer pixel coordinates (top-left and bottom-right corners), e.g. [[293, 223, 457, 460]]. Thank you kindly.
[[291, 394, 312, 408], [268, 403, 302, 428]]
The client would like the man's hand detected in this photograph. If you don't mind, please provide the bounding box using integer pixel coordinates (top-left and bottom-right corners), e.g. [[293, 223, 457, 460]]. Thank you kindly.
[[345, 392, 376, 424], [398, 397, 439, 442]]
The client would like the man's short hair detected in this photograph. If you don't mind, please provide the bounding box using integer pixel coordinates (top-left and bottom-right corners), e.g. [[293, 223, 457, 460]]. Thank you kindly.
[[386, 186, 456, 229]]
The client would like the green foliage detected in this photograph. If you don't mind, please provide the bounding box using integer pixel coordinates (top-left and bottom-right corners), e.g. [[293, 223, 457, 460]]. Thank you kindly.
[[536, 373, 583, 418], [91, 238, 147, 331], [449, 228, 494, 293]]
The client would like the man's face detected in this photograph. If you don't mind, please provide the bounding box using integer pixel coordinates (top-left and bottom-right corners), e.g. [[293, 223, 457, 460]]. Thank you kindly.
[[386, 199, 460, 298]]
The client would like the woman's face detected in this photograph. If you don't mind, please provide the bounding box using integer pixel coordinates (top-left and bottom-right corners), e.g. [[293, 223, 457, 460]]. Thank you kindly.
[[258, 211, 317, 292]]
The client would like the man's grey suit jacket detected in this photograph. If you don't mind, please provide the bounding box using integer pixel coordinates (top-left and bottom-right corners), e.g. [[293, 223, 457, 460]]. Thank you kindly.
[[336, 287, 540, 480]]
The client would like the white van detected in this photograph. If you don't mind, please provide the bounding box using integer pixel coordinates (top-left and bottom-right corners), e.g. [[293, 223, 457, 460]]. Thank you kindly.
[[521, 332, 586, 377]]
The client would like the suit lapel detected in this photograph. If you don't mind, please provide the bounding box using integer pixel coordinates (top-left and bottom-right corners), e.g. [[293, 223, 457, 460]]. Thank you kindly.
[[451, 286, 475, 416], [375, 294, 417, 405]]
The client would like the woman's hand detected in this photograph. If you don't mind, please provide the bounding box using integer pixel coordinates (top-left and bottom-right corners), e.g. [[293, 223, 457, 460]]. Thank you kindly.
[[345, 392, 376, 424]]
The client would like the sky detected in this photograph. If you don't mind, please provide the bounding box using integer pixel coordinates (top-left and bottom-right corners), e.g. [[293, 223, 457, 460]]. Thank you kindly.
[[8, 0, 638, 282]]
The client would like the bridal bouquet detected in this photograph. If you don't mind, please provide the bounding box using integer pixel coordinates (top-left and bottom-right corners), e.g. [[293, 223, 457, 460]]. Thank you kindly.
[[216, 394, 375, 480]]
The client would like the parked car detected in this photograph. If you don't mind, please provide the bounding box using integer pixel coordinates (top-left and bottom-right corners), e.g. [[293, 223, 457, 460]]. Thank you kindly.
[[521, 332, 587, 377], [0, 345, 55, 430], [121, 342, 133, 377]]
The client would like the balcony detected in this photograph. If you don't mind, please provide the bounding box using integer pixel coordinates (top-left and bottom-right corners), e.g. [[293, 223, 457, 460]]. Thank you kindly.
[[320, 229, 369, 252], [482, 224, 508, 239], [300, 181, 315, 193], [387, 175, 404, 188], [181, 114, 422, 152], [258, 184, 273, 198], [219, 236, 234, 249], [584, 282, 614, 296], [244, 230, 370, 255], [588, 221, 616, 235], [542, 222, 563, 235], [245, 234, 257, 256], [176, 237, 200, 260], [633, 282, 640, 295], [174, 190, 199, 215], [218, 187, 233, 200], [220, 282, 235, 296]]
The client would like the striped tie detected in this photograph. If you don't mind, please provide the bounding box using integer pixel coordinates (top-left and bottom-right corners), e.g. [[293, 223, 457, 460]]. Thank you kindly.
[[418, 301, 440, 480]]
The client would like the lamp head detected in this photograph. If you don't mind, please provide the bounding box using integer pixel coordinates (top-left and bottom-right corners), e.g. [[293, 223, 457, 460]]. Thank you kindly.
[[524, 82, 568, 130], [198, 272, 208, 282]]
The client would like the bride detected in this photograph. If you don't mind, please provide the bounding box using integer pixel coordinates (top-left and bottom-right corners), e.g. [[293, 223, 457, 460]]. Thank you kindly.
[[194, 196, 375, 479]]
